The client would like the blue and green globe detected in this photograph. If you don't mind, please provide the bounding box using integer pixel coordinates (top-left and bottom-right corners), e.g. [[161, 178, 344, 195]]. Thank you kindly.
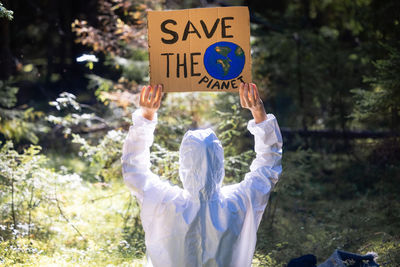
[[203, 41, 245, 80]]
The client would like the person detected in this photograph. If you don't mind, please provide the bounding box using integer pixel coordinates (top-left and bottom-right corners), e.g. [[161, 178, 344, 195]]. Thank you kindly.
[[121, 82, 283, 267]]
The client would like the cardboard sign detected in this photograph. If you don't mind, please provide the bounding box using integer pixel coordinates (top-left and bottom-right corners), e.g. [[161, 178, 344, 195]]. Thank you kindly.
[[147, 6, 251, 92]]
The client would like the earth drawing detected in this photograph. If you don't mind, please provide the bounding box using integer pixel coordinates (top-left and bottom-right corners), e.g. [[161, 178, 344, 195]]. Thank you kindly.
[[203, 41, 245, 80]]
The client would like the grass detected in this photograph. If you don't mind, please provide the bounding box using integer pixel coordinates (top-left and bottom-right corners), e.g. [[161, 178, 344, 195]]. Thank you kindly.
[[1, 180, 146, 266]]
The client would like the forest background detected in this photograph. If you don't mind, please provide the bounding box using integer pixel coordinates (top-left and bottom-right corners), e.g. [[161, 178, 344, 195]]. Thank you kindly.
[[0, 0, 399, 266]]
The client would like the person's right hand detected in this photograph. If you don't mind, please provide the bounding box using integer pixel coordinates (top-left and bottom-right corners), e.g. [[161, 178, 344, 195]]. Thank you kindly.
[[140, 84, 163, 121], [239, 82, 267, 124]]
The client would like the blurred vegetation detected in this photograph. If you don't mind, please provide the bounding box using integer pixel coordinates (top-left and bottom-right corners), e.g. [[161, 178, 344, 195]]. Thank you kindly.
[[0, 2, 13, 20], [0, 0, 399, 266]]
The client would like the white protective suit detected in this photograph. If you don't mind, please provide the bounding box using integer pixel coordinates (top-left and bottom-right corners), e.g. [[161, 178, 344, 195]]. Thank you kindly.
[[122, 109, 283, 267]]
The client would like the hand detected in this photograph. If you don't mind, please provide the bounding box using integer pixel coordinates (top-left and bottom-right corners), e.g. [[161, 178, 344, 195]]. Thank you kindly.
[[239, 82, 267, 124], [139, 84, 163, 121]]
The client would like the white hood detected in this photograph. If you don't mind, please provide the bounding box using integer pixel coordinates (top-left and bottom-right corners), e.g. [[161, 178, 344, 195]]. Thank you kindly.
[[179, 128, 225, 199]]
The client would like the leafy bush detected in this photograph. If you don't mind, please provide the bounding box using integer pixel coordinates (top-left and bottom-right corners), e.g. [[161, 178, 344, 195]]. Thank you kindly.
[[0, 140, 83, 233], [0, 80, 47, 143]]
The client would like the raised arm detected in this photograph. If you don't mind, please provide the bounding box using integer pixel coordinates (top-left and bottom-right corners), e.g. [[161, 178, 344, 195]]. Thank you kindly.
[[237, 83, 283, 218], [121, 85, 163, 203], [240, 83, 282, 177]]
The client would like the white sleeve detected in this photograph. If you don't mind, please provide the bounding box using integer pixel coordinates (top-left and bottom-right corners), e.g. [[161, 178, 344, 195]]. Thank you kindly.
[[237, 114, 283, 216], [121, 109, 160, 204]]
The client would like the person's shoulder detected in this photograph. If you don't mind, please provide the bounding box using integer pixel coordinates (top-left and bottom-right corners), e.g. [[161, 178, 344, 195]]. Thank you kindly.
[[220, 183, 246, 201]]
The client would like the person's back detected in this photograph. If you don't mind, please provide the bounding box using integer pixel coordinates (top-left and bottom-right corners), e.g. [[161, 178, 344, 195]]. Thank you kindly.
[[122, 83, 283, 267]]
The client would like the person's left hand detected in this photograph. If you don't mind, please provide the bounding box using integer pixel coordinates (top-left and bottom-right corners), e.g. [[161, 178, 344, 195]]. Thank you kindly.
[[139, 84, 163, 121], [239, 83, 267, 124]]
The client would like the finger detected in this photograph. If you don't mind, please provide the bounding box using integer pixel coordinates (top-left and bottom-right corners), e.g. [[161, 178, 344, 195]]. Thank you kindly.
[[149, 85, 156, 104], [152, 85, 159, 105], [248, 84, 255, 106], [251, 83, 260, 103], [252, 83, 259, 102], [239, 83, 245, 107], [155, 86, 163, 108], [254, 84, 260, 100], [155, 84, 163, 104], [153, 85, 161, 107], [144, 85, 151, 104], [139, 86, 146, 106], [243, 83, 251, 107]]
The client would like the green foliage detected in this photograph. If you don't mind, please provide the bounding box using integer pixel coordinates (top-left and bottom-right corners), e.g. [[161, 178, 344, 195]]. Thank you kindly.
[[72, 130, 125, 182], [0, 141, 145, 266], [251, 0, 400, 131], [215, 102, 255, 183], [47, 92, 109, 138], [252, 251, 278, 266], [0, 238, 47, 266], [156, 92, 216, 149], [84, 49, 150, 106], [0, 80, 47, 144], [0, 141, 82, 240], [0, 141, 46, 234], [0, 80, 18, 108], [253, 29, 363, 130], [351, 43, 400, 131], [0, 108, 45, 144], [150, 143, 181, 185], [359, 234, 400, 266], [112, 56, 149, 84], [254, 149, 400, 266], [86, 74, 114, 99], [0, 2, 13, 20], [47, 91, 129, 183], [0, 177, 146, 266]]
